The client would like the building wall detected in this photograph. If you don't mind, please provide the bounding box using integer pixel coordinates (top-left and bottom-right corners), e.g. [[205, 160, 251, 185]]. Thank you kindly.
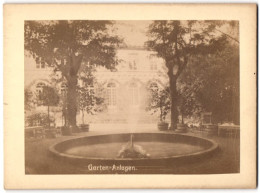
[[91, 49, 168, 124], [25, 48, 169, 126]]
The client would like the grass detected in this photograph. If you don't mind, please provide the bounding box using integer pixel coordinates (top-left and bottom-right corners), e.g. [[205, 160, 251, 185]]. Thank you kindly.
[[25, 131, 239, 174]]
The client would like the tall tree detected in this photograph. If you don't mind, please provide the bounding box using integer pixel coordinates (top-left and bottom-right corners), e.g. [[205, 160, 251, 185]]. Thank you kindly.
[[181, 43, 239, 124], [146, 21, 231, 130], [25, 21, 120, 133]]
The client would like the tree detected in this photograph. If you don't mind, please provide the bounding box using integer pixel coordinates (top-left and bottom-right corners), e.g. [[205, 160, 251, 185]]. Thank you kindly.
[[178, 41, 239, 124], [78, 62, 105, 124], [146, 20, 232, 130], [177, 84, 202, 124], [39, 86, 59, 128], [25, 21, 120, 133], [26, 112, 51, 127], [146, 85, 171, 123]]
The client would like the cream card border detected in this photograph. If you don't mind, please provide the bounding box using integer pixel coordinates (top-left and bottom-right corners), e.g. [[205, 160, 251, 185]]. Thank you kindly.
[[4, 4, 257, 189]]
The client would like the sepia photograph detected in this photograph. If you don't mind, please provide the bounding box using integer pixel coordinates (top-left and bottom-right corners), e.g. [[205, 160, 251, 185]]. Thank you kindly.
[[24, 20, 240, 174], [4, 4, 256, 189]]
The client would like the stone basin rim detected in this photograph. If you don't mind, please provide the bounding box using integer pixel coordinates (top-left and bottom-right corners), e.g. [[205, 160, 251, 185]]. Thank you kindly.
[[49, 132, 219, 162]]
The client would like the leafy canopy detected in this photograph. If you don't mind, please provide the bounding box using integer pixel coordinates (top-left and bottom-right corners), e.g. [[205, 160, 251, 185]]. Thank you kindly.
[[146, 85, 171, 122], [146, 20, 233, 77], [78, 63, 106, 115], [25, 20, 121, 78]]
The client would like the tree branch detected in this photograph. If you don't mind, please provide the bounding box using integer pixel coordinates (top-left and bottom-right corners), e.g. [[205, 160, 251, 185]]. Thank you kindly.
[[52, 59, 67, 79], [214, 28, 239, 43]]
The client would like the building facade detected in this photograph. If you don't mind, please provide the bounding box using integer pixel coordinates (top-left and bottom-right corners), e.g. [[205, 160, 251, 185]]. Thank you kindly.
[[25, 48, 168, 126]]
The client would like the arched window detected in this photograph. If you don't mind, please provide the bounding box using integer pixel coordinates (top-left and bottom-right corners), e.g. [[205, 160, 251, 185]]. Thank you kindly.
[[129, 82, 139, 106], [107, 82, 117, 106], [60, 83, 68, 97]]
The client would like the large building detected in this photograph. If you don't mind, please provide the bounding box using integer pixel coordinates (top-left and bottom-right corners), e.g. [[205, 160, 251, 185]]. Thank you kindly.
[[25, 47, 168, 126]]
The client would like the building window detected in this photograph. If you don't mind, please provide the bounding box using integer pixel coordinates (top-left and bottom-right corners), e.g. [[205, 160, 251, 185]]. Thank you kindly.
[[129, 82, 139, 106], [61, 83, 68, 97], [107, 82, 117, 106], [36, 57, 46, 69]]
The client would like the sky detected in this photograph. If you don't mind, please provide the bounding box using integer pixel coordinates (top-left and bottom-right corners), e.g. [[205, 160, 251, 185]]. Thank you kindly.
[[113, 21, 152, 47], [112, 20, 239, 48]]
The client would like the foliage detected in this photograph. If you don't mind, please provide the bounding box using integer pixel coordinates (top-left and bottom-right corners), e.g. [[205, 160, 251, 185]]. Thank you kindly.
[[146, 21, 227, 68], [177, 83, 202, 119], [26, 112, 54, 127], [146, 20, 238, 128], [146, 86, 171, 122], [38, 86, 59, 127], [25, 21, 121, 72], [25, 20, 121, 128], [39, 86, 60, 106], [178, 42, 239, 124], [78, 63, 106, 124], [78, 87, 105, 114]]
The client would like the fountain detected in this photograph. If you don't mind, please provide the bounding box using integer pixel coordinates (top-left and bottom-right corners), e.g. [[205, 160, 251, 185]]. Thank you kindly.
[[49, 133, 218, 165], [49, 95, 218, 166], [117, 134, 150, 158], [116, 106, 150, 158]]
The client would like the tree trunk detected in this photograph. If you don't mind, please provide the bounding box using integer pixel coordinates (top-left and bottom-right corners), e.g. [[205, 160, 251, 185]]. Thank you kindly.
[[67, 75, 78, 133], [63, 107, 68, 127], [169, 76, 178, 130], [160, 98, 163, 122], [47, 105, 50, 128], [82, 110, 84, 125], [63, 95, 69, 127], [61, 54, 82, 134]]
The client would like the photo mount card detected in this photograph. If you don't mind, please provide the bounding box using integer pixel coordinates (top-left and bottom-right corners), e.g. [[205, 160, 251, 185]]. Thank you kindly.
[[4, 3, 257, 189]]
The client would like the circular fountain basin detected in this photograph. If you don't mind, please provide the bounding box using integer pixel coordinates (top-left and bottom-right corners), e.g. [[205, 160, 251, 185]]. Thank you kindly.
[[49, 133, 218, 165]]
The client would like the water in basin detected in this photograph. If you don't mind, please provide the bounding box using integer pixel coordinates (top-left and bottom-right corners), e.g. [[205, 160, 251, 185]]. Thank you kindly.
[[64, 141, 205, 159]]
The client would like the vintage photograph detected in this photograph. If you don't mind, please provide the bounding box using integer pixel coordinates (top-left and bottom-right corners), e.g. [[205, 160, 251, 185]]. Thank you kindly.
[[24, 20, 240, 175]]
